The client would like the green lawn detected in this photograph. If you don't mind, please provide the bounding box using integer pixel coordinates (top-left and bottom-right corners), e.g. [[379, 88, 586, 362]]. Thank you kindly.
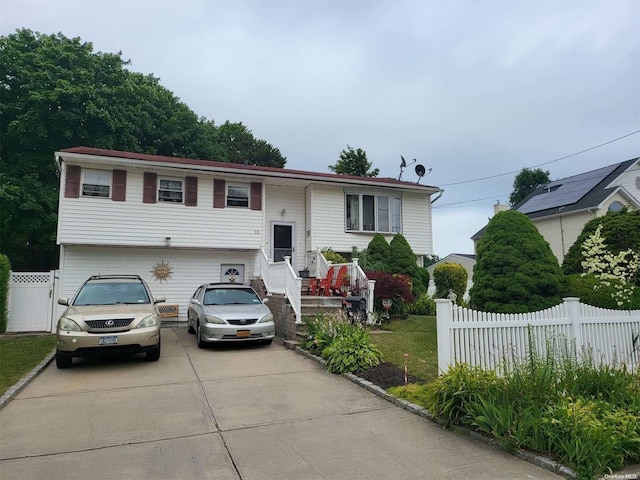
[[0, 335, 56, 396], [370, 315, 438, 384]]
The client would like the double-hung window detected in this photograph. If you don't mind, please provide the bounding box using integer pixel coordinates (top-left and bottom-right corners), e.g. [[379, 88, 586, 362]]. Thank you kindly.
[[345, 193, 401, 233], [158, 178, 183, 203], [82, 170, 111, 198], [227, 184, 249, 207]]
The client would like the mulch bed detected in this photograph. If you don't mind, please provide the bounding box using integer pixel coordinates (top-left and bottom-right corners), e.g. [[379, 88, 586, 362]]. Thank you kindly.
[[358, 362, 423, 390]]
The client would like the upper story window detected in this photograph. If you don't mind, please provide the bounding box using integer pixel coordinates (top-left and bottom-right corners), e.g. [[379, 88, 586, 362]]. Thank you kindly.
[[608, 201, 624, 212], [158, 178, 183, 203], [227, 184, 249, 207], [346, 193, 401, 233], [82, 170, 111, 198]]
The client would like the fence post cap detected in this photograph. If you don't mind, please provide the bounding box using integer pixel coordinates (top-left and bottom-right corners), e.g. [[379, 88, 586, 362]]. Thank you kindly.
[[562, 297, 580, 303], [434, 298, 453, 304]]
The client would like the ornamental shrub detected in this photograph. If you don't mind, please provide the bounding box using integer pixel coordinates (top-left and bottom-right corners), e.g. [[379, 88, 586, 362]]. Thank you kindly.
[[322, 326, 382, 374], [469, 210, 564, 313], [388, 233, 425, 297], [407, 293, 436, 315], [365, 271, 414, 312], [0, 254, 11, 333], [563, 274, 640, 310], [365, 234, 390, 271], [563, 209, 640, 285], [433, 262, 467, 304]]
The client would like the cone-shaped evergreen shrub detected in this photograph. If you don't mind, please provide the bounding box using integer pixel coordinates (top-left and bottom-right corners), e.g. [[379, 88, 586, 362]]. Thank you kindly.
[[389, 233, 425, 297], [366, 233, 390, 272], [469, 211, 563, 312]]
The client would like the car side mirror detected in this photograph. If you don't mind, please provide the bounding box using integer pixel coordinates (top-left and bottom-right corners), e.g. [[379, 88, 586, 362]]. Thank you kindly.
[[262, 297, 269, 304], [191, 298, 202, 306], [154, 296, 166, 303], [58, 298, 70, 306]]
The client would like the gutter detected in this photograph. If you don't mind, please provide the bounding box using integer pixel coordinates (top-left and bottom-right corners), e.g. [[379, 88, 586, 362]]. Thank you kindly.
[[431, 188, 444, 204]]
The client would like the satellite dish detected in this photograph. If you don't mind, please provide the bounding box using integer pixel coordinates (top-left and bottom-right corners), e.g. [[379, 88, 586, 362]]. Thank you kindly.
[[415, 164, 426, 177], [400, 155, 406, 168]]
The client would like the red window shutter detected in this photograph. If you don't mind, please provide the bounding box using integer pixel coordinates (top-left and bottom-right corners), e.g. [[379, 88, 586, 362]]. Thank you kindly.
[[112, 170, 127, 201], [214, 179, 225, 208], [65, 165, 80, 198], [251, 182, 262, 211], [185, 176, 198, 206], [143, 173, 157, 203]]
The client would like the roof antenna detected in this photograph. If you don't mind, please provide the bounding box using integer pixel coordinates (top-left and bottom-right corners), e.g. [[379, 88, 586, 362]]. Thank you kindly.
[[398, 155, 416, 181], [414, 164, 432, 183]]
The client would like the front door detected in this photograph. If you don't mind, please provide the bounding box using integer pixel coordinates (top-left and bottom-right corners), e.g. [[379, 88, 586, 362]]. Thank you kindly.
[[272, 223, 294, 264]]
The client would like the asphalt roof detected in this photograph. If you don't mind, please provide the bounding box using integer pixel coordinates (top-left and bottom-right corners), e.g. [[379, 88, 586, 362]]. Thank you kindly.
[[58, 146, 440, 192]]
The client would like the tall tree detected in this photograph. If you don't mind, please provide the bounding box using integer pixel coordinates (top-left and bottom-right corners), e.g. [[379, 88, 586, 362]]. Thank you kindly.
[[469, 210, 564, 312], [0, 29, 286, 270], [329, 145, 379, 177], [509, 168, 550, 206]]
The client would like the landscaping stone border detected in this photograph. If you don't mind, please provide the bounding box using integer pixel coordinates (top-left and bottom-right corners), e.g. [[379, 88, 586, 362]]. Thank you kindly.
[[296, 347, 578, 479]]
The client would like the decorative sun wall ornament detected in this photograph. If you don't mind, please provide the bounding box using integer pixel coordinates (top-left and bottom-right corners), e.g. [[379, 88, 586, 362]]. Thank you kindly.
[[151, 260, 173, 283]]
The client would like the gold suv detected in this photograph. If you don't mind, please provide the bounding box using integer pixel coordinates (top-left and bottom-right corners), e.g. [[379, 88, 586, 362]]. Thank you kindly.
[[56, 275, 165, 368]]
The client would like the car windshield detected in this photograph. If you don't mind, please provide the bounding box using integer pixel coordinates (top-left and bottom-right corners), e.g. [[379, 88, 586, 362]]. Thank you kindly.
[[74, 282, 150, 306], [203, 288, 261, 305]]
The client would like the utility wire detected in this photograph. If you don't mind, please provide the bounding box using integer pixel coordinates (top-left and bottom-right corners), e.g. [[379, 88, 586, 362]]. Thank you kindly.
[[433, 193, 510, 209], [439, 129, 640, 187]]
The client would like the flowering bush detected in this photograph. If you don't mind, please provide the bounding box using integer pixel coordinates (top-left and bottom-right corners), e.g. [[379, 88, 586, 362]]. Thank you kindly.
[[581, 224, 640, 308]]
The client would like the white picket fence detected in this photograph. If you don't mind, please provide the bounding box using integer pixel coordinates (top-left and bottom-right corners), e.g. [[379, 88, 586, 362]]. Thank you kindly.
[[435, 297, 640, 375]]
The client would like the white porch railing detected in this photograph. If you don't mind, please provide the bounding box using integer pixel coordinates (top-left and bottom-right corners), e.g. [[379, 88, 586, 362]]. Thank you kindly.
[[254, 248, 302, 324], [255, 248, 375, 325], [435, 297, 640, 375]]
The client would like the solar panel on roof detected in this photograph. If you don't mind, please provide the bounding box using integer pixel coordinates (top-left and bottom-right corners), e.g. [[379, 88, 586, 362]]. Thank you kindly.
[[518, 164, 617, 214]]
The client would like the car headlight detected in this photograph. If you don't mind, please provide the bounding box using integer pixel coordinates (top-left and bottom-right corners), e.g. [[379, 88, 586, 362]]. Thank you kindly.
[[259, 313, 274, 324], [204, 315, 226, 324], [137, 314, 159, 328], [58, 317, 81, 331]]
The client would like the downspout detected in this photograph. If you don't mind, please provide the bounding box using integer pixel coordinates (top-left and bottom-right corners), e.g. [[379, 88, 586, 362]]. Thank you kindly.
[[431, 188, 444, 204]]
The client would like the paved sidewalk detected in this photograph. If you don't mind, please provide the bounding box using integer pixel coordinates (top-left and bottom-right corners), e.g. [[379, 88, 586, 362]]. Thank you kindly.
[[0, 328, 565, 479]]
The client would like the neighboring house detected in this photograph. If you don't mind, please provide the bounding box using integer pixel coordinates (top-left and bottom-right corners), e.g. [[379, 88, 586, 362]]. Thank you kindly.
[[471, 158, 640, 265], [54, 147, 443, 324], [427, 253, 476, 301]]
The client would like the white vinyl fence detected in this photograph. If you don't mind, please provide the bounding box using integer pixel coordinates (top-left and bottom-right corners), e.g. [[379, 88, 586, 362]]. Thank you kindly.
[[7, 271, 59, 333], [435, 297, 640, 375]]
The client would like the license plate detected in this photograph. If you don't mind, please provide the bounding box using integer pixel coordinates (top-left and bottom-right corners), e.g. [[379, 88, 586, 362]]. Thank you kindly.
[[99, 336, 118, 345], [236, 330, 251, 338]]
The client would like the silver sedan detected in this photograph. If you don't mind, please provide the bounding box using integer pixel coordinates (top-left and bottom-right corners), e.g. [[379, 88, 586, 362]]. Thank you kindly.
[[187, 283, 275, 347]]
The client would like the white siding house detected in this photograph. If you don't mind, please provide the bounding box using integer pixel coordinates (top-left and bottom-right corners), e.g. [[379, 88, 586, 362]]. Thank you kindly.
[[472, 158, 640, 264], [55, 147, 442, 323]]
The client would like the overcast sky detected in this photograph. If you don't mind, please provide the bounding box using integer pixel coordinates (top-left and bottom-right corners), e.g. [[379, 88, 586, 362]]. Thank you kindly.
[[2, 0, 639, 257]]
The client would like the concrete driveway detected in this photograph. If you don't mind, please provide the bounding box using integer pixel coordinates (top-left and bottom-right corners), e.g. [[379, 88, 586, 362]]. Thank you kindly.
[[0, 327, 562, 480]]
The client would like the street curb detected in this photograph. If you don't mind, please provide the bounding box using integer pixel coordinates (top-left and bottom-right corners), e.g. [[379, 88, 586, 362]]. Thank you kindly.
[[295, 347, 577, 479], [0, 350, 56, 411]]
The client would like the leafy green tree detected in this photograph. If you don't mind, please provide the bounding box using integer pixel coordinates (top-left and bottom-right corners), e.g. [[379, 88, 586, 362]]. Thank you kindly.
[[433, 262, 467, 304], [364, 234, 390, 271], [329, 145, 379, 177], [216, 121, 285, 168], [509, 168, 550, 206], [0, 29, 285, 270], [469, 210, 564, 312], [562, 210, 640, 285], [388, 233, 425, 297]]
